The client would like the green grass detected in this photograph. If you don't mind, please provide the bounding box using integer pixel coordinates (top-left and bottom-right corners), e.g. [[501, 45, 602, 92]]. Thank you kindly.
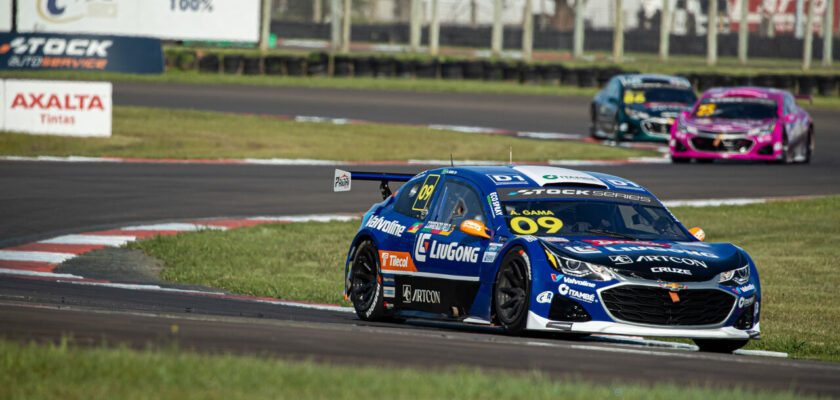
[[130, 196, 840, 361], [0, 106, 653, 161], [0, 338, 819, 400]]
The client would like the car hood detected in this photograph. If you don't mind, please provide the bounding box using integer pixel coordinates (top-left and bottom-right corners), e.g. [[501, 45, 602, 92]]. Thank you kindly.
[[683, 117, 776, 133], [543, 238, 745, 282], [628, 102, 691, 117]]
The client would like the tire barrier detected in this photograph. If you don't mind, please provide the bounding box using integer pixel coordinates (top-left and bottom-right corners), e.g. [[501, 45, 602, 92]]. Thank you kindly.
[[168, 51, 840, 96]]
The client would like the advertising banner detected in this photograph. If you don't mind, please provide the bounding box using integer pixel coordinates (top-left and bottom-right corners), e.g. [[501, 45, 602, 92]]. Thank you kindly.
[[0, 33, 163, 74], [16, 0, 261, 43], [0, 0, 10, 32], [2, 79, 112, 137]]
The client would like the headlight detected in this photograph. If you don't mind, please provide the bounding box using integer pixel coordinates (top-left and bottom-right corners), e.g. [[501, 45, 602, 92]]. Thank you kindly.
[[624, 107, 649, 120], [747, 123, 775, 136], [719, 265, 751, 286], [677, 119, 697, 134], [544, 248, 613, 281]]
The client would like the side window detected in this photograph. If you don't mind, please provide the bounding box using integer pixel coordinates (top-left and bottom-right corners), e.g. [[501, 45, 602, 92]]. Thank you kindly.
[[393, 174, 440, 220], [785, 95, 796, 115], [430, 180, 489, 226]]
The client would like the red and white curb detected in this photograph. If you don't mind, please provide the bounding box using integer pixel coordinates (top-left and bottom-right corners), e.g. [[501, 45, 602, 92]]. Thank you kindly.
[[0, 213, 359, 314]]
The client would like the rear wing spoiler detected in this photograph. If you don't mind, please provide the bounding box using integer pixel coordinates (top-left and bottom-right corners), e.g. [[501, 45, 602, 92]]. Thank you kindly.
[[795, 95, 813, 104], [333, 169, 415, 199]]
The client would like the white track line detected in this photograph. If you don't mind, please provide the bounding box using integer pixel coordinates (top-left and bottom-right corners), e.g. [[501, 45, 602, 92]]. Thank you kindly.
[[0, 268, 84, 279], [39, 234, 137, 246], [120, 223, 225, 232], [0, 250, 77, 263]]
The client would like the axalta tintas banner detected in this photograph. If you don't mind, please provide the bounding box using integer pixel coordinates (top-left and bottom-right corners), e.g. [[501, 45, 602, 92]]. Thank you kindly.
[[0, 33, 163, 74], [2, 79, 112, 137]]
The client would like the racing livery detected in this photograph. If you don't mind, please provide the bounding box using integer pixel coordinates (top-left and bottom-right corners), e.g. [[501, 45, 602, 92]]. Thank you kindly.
[[591, 74, 697, 142], [670, 87, 814, 163], [336, 166, 761, 353]]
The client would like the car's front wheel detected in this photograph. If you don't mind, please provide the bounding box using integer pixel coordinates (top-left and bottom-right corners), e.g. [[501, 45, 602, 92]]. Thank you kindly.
[[493, 248, 531, 335], [350, 240, 386, 321], [693, 339, 749, 353]]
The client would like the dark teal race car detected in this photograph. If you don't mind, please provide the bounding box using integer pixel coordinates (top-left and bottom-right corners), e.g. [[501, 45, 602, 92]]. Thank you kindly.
[[591, 74, 697, 142]]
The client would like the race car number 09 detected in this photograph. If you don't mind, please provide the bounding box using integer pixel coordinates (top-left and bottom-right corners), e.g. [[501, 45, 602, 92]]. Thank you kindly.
[[510, 216, 563, 234], [412, 174, 440, 211]]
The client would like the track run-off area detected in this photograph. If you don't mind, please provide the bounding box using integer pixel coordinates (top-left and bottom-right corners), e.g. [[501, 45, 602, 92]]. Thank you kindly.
[[2, 83, 840, 396]]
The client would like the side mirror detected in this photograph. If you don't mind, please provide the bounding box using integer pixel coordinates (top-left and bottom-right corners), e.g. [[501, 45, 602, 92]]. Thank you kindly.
[[784, 114, 795, 123], [460, 219, 492, 239], [680, 110, 690, 118], [689, 227, 706, 241]]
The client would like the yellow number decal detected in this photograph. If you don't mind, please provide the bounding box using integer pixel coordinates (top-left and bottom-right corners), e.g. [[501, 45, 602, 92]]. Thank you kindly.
[[411, 174, 440, 211], [696, 104, 716, 117], [511, 217, 538, 234], [510, 216, 563, 235], [623, 91, 646, 104], [537, 217, 563, 233]]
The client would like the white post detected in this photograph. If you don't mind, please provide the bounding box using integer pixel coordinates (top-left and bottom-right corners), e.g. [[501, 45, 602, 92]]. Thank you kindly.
[[331, 0, 342, 51], [707, 0, 718, 66], [659, 0, 670, 61], [492, 0, 503, 58], [795, 0, 805, 38], [803, 0, 815, 70], [522, 0, 533, 60], [823, 0, 834, 67], [341, 0, 352, 53], [738, 0, 749, 64], [314, 0, 322, 23], [430, 0, 440, 55], [613, 0, 624, 63], [410, 0, 422, 52], [259, 0, 272, 51], [573, 0, 584, 59]]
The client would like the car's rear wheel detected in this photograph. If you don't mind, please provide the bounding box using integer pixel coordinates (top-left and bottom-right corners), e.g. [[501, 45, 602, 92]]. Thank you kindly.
[[802, 127, 814, 164], [350, 240, 386, 321], [493, 248, 531, 334], [693, 339, 749, 353]]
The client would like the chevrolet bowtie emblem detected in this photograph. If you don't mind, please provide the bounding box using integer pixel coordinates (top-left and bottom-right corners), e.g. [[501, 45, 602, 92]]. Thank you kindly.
[[661, 282, 686, 292]]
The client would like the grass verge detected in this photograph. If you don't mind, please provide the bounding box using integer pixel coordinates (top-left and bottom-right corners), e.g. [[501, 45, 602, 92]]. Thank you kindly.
[[0, 106, 654, 161], [2, 66, 840, 110], [130, 196, 840, 361], [0, 338, 817, 399]]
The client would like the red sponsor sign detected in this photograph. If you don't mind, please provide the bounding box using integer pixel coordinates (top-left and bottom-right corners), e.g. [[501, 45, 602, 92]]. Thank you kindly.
[[727, 0, 839, 34]]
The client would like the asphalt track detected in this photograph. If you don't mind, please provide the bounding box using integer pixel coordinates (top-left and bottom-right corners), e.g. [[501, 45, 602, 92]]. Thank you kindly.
[[2, 83, 840, 395]]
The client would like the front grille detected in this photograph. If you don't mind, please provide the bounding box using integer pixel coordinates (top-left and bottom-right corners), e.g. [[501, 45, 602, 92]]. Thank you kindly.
[[601, 285, 735, 326], [641, 119, 672, 136], [691, 136, 754, 153]]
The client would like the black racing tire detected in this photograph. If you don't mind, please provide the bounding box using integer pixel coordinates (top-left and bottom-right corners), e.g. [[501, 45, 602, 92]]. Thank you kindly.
[[612, 116, 623, 143], [349, 240, 386, 321], [778, 130, 794, 164], [671, 156, 690, 164], [589, 106, 598, 139], [803, 127, 814, 164], [693, 339, 750, 353], [493, 248, 531, 335], [696, 158, 713, 164]]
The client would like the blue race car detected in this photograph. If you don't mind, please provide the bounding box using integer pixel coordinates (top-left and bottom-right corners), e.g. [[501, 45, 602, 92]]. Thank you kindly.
[[334, 166, 761, 353], [591, 74, 697, 142]]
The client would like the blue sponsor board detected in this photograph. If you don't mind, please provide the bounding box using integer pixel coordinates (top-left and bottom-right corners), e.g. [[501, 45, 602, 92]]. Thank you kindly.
[[0, 33, 163, 74]]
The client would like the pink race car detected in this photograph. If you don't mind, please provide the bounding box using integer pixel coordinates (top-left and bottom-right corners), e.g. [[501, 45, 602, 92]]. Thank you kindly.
[[669, 87, 814, 164]]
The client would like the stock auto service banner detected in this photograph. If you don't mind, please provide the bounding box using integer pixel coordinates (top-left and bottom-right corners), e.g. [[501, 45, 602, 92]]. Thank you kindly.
[[1, 79, 112, 137], [17, 0, 261, 42], [0, 33, 163, 74]]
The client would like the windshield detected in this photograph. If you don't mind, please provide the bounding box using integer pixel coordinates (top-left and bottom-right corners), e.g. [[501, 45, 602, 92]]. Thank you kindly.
[[502, 200, 692, 241], [624, 87, 696, 105], [692, 97, 777, 119]]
